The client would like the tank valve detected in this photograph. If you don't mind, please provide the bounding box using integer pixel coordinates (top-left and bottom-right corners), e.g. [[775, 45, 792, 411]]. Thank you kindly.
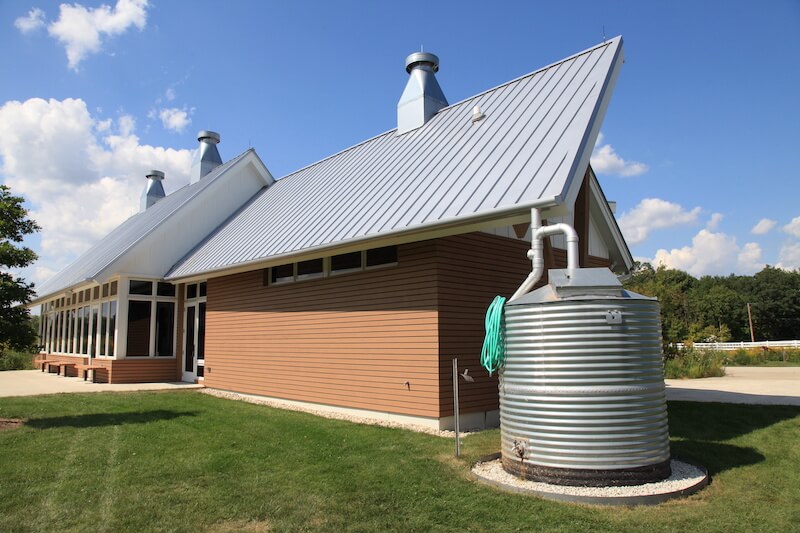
[[511, 439, 526, 460]]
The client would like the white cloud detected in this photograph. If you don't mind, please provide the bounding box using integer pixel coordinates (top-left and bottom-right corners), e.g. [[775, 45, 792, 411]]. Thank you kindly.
[[651, 230, 764, 276], [751, 218, 777, 235], [157, 107, 192, 133], [14, 7, 46, 33], [617, 198, 701, 245], [783, 216, 800, 238], [591, 133, 648, 177], [706, 212, 723, 231], [0, 97, 194, 286], [46, 0, 149, 70], [776, 242, 800, 271], [165, 87, 176, 101]]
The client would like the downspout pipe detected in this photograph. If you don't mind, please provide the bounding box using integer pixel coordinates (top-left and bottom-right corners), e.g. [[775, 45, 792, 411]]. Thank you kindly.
[[509, 208, 579, 301]]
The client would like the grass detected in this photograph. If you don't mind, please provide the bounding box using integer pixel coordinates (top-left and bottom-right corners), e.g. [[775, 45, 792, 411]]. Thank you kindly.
[[0, 391, 798, 532]]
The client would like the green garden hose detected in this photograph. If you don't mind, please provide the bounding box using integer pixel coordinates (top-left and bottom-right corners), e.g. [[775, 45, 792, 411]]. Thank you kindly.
[[481, 295, 507, 376]]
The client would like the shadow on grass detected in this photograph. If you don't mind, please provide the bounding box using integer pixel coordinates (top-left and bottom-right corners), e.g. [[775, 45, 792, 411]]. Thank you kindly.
[[26, 410, 199, 429], [671, 439, 765, 476]]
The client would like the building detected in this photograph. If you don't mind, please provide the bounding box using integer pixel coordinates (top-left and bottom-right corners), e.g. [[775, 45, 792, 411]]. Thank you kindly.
[[30, 37, 632, 430]]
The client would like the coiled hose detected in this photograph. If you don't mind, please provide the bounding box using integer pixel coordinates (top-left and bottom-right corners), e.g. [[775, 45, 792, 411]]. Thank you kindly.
[[480, 295, 507, 376]]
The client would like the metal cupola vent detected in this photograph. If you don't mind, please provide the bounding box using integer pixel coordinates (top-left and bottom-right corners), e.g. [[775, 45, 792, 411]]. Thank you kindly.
[[190, 130, 223, 184], [397, 52, 448, 135], [140, 170, 165, 212]]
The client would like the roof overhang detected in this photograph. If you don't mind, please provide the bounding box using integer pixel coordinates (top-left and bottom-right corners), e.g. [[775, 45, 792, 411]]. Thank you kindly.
[[166, 196, 562, 284]]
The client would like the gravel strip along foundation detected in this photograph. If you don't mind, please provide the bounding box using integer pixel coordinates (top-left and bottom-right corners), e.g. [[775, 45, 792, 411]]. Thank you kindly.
[[472, 457, 708, 506], [200, 388, 478, 438]]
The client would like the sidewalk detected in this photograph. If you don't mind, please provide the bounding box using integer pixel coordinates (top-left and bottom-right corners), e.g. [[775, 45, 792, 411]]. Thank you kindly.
[[665, 366, 800, 406], [0, 370, 203, 398]]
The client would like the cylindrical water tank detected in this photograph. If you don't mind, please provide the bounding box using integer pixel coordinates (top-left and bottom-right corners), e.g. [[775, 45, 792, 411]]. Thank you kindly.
[[500, 268, 670, 486]]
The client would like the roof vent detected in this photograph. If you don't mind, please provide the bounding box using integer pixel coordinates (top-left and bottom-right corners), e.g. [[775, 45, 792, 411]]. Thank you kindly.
[[397, 52, 448, 135], [190, 130, 223, 184], [140, 170, 165, 212]]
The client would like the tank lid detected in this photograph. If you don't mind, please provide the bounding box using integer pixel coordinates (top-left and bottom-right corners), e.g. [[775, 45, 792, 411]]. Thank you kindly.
[[507, 268, 655, 305]]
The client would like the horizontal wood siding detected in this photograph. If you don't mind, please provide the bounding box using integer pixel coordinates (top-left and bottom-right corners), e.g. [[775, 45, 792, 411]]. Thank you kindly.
[[435, 233, 569, 416], [204, 241, 442, 417]]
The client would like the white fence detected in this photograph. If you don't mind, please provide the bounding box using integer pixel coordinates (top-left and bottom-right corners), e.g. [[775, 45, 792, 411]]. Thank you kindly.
[[677, 340, 800, 351]]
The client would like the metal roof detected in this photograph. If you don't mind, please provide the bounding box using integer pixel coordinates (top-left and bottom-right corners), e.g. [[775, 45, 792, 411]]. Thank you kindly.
[[34, 150, 253, 301], [168, 37, 624, 280]]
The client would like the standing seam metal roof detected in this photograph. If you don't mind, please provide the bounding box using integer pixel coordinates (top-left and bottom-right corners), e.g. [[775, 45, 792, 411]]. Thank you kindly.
[[167, 38, 623, 279], [34, 150, 253, 300]]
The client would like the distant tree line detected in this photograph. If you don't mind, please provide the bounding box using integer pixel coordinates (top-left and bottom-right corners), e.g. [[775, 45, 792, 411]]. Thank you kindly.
[[622, 263, 800, 345]]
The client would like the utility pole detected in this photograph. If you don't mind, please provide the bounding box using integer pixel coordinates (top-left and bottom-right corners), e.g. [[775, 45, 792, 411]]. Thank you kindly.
[[747, 302, 755, 342]]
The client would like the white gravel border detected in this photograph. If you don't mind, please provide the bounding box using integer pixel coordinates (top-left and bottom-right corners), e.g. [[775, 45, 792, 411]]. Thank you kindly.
[[472, 458, 708, 505], [200, 388, 476, 438]]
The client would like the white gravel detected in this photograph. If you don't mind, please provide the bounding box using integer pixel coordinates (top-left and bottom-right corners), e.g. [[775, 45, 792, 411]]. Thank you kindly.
[[472, 459, 706, 498], [200, 388, 477, 438]]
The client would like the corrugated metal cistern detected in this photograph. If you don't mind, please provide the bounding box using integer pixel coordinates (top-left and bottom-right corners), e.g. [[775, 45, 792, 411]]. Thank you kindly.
[[500, 268, 671, 486]]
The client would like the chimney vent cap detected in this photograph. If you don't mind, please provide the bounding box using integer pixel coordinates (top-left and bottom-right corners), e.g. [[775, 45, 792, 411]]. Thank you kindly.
[[145, 170, 165, 180], [197, 130, 221, 144], [405, 52, 439, 73]]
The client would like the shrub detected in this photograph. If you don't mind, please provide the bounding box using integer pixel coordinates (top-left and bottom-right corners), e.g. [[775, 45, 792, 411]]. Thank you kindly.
[[664, 348, 726, 379], [0, 350, 36, 371], [723, 347, 800, 366]]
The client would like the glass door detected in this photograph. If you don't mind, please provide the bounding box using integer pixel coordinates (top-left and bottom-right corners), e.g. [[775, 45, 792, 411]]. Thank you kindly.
[[182, 283, 207, 382]]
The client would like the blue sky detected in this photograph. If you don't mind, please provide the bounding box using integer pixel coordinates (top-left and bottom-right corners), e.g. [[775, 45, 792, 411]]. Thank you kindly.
[[1, 0, 799, 286]]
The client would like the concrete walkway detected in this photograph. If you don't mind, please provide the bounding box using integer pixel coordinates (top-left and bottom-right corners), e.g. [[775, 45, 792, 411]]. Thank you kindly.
[[0, 370, 203, 398], [1, 368, 798, 406], [666, 366, 800, 406]]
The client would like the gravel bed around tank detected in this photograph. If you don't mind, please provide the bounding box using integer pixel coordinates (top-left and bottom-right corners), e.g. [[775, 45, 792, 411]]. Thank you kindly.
[[200, 388, 480, 438], [472, 458, 708, 504]]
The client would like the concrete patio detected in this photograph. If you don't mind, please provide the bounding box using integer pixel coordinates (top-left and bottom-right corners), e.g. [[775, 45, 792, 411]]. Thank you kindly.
[[665, 366, 800, 406], [0, 370, 203, 397]]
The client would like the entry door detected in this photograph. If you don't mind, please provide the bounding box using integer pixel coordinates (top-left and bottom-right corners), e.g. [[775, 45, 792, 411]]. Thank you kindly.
[[182, 302, 206, 382]]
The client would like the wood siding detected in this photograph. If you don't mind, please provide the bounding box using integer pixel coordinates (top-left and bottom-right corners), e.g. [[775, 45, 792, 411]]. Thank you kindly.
[[203, 241, 442, 417], [435, 233, 564, 416]]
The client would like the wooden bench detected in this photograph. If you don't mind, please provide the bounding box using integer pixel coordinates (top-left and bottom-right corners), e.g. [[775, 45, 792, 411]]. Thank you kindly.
[[48, 362, 77, 376], [75, 364, 110, 383], [36, 359, 59, 372]]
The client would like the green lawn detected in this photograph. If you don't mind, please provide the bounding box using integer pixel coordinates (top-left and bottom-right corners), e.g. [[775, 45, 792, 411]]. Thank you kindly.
[[1, 392, 798, 533]]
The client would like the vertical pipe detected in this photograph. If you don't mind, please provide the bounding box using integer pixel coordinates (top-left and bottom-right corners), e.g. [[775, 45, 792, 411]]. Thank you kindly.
[[453, 358, 460, 457]]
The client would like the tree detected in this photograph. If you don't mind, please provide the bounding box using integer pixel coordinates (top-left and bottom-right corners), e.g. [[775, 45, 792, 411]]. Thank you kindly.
[[624, 263, 696, 346], [0, 185, 40, 356]]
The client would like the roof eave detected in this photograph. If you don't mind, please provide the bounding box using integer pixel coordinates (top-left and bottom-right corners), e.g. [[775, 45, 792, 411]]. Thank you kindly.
[[166, 196, 562, 283]]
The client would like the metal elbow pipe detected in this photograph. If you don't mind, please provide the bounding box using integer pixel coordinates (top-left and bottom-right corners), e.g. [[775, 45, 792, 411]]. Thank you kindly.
[[509, 208, 580, 301]]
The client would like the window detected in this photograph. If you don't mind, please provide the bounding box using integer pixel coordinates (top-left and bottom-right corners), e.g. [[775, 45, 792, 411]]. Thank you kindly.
[[129, 280, 153, 295], [84, 288, 91, 301], [297, 258, 324, 280], [155, 302, 175, 356], [270, 264, 294, 284], [81, 306, 90, 355], [100, 303, 109, 356], [90, 306, 99, 356], [199, 282, 207, 297], [126, 300, 151, 356], [157, 282, 176, 297], [108, 301, 116, 356], [366, 246, 397, 267], [331, 251, 361, 273], [187, 284, 198, 299], [110, 281, 118, 296], [93, 286, 100, 300], [102, 283, 109, 298]]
